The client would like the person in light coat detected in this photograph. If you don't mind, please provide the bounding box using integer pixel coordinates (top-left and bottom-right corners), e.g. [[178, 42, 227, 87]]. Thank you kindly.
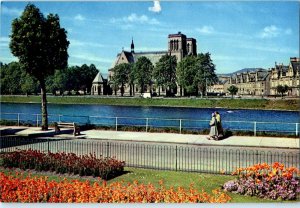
[[215, 111, 224, 139], [207, 113, 218, 140]]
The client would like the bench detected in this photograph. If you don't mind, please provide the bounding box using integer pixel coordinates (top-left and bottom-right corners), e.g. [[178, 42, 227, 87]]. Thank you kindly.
[[54, 122, 80, 136]]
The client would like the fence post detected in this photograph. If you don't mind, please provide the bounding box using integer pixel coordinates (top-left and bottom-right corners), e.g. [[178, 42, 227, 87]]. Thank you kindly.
[[47, 138, 50, 152], [17, 113, 20, 126], [179, 119, 182, 134], [146, 118, 149, 132], [254, 121, 256, 136], [116, 117, 118, 131], [36, 114, 39, 127], [175, 145, 178, 171], [296, 123, 299, 136], [106, 142, 110, 158]]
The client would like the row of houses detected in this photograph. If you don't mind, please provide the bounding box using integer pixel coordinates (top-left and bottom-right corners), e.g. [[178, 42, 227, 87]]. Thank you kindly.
[[209, 57, 300, 97]]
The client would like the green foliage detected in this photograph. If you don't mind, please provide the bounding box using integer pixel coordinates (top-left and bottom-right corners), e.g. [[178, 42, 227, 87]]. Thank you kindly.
[[176, 53, 218, 96], [1, 62, 39, 95], [9, 3, 69, 130], [276, 85, 289, 97], [112, 63, 132, 96], [9, 4, 69, 82], [227, 85, 239, 98], [153, 54, 177, 96], [132, 56, 154, 93]]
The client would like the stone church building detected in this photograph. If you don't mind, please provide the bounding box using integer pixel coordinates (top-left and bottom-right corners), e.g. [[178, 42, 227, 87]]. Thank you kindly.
[[91, 32, 197, 96]]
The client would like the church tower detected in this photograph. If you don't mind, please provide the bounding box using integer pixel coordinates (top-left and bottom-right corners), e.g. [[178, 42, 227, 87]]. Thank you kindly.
[[131, 38, 135, 53], [186, 38, 197, 56], [168, 32, 187, 62]]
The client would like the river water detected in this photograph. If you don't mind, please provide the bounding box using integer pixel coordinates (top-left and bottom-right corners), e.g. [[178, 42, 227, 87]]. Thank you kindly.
[[1, 103, 299, 134]]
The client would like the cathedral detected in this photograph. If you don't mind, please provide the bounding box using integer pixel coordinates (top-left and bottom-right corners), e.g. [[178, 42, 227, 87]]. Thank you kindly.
[[91, 32, 197, 96]]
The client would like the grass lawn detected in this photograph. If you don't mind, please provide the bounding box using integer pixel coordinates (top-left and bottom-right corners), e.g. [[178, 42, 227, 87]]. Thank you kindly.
[[1, 95, 299, 111], [0, 167, 287, 203]]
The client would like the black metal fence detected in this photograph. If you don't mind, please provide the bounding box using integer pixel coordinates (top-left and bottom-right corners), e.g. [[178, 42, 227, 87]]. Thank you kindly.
[[1, 136, 299, 174]]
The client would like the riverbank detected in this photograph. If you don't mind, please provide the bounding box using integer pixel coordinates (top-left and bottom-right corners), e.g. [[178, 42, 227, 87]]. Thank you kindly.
[[1, 95, 299, 111]]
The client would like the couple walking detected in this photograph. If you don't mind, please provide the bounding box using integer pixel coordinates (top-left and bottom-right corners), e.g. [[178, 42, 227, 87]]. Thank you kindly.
[[207, 111, 223, 140]]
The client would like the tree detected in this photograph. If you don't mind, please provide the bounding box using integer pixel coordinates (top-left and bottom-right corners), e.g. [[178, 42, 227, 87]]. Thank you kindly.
[[10, 4, 69, 130], [194, 53, 218, 97], [176, 56, 198, 96], [132, 56, 154, 93], [20, 72, 39, 96], [0, 62, 23, 95], [112, 63, 132, 96], [153, 54, 177, 96], [78, 64, 98, 94], [276, 85, 289, 98], [46, 69, 67, 95], [177, 53, 218, 97], [227, 85, 238, 99]]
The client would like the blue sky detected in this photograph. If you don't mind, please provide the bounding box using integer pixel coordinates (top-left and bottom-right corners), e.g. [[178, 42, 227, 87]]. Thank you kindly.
[[1, 1, 299, 76]]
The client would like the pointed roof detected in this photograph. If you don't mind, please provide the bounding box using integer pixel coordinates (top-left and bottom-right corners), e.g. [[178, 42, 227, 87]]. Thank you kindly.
[[92, 72, 104, 84]]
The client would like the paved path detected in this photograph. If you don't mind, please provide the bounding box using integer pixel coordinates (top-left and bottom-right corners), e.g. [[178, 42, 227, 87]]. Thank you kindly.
[[1, 126, 299, 149]]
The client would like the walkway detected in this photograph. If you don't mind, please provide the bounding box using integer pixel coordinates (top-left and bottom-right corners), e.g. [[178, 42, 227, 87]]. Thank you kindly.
[[0, 126, 299, 149]]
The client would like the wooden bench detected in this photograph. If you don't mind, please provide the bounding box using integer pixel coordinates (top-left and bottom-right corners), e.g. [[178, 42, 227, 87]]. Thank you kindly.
[[54, 122, 80, 136]]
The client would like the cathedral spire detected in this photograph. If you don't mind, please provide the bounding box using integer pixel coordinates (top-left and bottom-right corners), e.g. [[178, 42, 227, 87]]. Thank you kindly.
[[131, 37, 134, 53]]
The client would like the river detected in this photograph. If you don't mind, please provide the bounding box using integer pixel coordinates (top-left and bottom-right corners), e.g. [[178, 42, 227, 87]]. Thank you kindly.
[[1, 103, 299, 135]]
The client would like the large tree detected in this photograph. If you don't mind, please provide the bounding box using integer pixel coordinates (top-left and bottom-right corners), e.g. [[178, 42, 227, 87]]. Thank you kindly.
[[10, 4, 69, 130], [153, 54, 177, 96], [176, 53, 218, 96], [194, 53, 218, 97], [176, 56, 198, 96], [112, 63, 132, 96], [132, 56, 154, 93]]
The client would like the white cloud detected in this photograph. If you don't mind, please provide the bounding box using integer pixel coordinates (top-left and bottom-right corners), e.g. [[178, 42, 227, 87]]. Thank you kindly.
[[74, 14, 85, 21], [2, 6, 22, 16], [196, 26, 215, 34], [149, 0, 161, 13], [111, 13, 160, 25], [259, 25, 292, 38], [260, 25, 279, 38]]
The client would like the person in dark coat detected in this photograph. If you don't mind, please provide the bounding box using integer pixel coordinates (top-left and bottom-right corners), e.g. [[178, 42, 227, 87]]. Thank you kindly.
[[215, 111, 224, 140]]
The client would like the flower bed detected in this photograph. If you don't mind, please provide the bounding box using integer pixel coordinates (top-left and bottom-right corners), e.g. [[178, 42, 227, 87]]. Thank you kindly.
[[1, 149, 125, 179], [0, 172, 231, 203], [223, 162, 300, 200]]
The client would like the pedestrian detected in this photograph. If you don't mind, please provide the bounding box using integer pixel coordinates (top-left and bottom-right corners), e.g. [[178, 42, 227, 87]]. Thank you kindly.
[[207, 113, 218, 140], [215, 111, 224, 140]]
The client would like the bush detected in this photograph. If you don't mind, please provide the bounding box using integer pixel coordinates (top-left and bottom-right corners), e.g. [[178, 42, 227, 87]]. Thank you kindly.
[[1, 149, 125, 179], [223, 162, 300, 200]]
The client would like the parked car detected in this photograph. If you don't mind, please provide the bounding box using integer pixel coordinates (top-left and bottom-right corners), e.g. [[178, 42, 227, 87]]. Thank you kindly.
[[140, 93, 152, 98]]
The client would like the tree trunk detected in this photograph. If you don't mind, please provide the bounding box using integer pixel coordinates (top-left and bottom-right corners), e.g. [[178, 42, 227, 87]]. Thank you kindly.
[[130, 84, 132, 96], [159, 86, 161, 96], [40, 81, 48, 130]]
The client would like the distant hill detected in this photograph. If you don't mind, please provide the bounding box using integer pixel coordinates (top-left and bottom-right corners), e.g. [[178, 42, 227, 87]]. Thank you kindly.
[[218, 68, 267, 76]]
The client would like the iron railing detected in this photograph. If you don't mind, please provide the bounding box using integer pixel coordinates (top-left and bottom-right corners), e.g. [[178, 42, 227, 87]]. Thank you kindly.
[[1, 136, 299, 174], [1, 112, 299, 136]]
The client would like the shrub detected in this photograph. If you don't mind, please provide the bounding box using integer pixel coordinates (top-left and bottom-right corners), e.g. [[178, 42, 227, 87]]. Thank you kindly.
[[1, 149, 125, 179], [223, 162, 300, 200]]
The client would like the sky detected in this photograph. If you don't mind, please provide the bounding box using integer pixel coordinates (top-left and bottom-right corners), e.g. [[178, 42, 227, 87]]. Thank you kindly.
[[1, 0, 299, 77]]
